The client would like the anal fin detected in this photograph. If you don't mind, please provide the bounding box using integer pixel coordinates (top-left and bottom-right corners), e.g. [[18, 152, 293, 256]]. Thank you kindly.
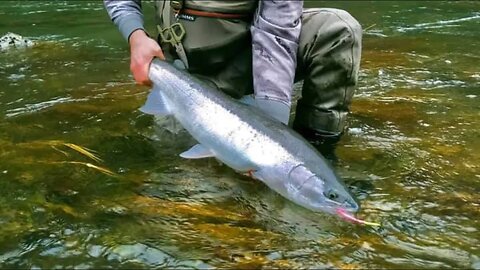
[[180, 144, 215, 159]]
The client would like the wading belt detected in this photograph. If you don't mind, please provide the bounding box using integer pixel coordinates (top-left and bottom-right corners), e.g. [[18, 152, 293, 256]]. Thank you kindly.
[[157, 0, 252, 69], [170, 0, 251, 19]]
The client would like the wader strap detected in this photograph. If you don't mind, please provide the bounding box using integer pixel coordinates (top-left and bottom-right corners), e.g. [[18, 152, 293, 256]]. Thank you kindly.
[[158, 0, 190, 69]]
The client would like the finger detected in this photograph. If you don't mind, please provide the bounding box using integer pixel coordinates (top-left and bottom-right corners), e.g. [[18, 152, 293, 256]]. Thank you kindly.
[[136, 72, 151, 86], [156, 48, 166, 60], [131, 62, 150, 86], [140, 79, 152, 87], [140, 58, 152, 86], [144, 52, 161, 85]]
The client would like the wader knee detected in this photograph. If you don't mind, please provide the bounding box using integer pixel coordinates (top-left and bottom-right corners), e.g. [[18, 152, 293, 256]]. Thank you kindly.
[[293, 8, 362, 145]]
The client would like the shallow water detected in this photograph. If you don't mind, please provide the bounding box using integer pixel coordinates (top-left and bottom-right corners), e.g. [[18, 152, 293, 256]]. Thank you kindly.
[[0, 1, 479, 269]]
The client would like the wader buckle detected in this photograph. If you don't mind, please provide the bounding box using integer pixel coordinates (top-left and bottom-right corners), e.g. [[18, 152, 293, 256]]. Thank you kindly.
[[170, 0, 184, 11], [157, 23, 186, 46]]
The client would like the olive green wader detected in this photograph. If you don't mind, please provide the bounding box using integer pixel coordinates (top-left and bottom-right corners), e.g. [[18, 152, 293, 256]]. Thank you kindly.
[[155, 1, 362, 141]]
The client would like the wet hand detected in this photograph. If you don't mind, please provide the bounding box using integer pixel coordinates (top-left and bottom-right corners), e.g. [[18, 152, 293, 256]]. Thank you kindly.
[[129, 29, 165, 86]]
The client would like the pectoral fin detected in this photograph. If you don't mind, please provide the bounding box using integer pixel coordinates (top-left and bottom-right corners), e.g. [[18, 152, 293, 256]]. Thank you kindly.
[[180, 144, 215, 159], [250, 169, 265, 181], [139, 86, 171, 116]]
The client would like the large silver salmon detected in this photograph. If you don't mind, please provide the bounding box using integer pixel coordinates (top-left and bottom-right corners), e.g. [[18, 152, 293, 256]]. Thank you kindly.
[[141, 59, 359, 216]]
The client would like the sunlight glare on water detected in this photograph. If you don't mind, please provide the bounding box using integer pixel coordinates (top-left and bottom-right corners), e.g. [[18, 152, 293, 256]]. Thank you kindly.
[[0, 1, 478, 269]]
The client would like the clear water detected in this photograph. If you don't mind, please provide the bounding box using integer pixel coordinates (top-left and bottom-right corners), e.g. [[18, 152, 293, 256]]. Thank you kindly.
[[0, 1, 479, 268]]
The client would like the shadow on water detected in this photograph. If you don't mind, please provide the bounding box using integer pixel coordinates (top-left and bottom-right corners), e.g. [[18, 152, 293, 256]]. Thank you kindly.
[[0, 0, 479, 269]]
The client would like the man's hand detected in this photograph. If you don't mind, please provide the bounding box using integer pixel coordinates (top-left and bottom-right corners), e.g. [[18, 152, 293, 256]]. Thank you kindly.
[[129, 29, 165, 85]]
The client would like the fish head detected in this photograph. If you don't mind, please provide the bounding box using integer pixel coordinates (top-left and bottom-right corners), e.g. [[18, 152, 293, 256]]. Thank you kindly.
[[288, 164, 360, 215]]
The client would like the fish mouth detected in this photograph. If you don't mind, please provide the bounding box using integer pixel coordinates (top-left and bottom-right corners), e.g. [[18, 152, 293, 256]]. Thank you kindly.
[[308, 201, 358, 216], [325, 199, 359, 214], [344, 200, 360, 213]]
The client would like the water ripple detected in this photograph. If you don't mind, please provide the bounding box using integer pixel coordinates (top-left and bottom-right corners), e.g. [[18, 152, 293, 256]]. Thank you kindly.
[[397, 13, 480, 32], [5, 96, 87, 118]]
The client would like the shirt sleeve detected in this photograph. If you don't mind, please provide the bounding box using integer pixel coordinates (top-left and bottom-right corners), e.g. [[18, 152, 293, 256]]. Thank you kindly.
[[104, 0, 145, 42], [251, 0, 303, 107]]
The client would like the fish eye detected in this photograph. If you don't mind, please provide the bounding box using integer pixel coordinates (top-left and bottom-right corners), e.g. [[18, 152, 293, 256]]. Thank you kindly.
[[325, 190, 339, 201]]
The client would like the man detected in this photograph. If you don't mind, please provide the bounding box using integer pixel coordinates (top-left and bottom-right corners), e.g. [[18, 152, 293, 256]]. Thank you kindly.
[[104, 0, 362, 156]]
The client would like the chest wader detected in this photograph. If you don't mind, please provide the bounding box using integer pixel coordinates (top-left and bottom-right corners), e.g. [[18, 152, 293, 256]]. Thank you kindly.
[[154, 0, 258, 98], [288, 8, 362, 159]]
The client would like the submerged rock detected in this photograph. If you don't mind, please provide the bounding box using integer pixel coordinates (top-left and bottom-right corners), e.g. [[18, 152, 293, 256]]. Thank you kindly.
[[0, 32, 35, 51]]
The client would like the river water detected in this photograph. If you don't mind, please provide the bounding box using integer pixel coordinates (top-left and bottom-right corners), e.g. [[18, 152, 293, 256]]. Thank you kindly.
[[0, 1, 479, 269]]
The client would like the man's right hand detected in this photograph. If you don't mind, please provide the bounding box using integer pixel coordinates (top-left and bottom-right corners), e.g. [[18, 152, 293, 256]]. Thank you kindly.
[[129, 29, 165, 86]]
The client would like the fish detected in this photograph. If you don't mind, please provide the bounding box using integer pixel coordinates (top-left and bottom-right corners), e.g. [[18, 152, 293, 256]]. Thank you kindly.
[[140, 59, 360, 216]]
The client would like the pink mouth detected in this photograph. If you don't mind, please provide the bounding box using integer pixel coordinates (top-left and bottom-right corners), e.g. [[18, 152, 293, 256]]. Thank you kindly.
[[336, 208, 381, 226]]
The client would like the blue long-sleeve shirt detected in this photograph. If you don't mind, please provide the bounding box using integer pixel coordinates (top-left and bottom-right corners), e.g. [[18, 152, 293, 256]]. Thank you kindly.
[[104, 0, 303, 107]]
